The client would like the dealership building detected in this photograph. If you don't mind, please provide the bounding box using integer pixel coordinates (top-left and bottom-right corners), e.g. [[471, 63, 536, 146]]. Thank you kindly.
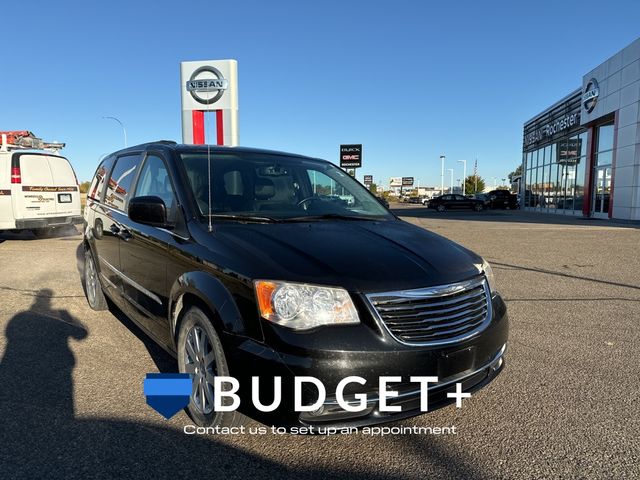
[[522, 37, 640, 221]]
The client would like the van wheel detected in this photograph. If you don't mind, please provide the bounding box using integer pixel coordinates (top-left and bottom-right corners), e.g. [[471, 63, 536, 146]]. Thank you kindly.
[[436, 204, 446, 212], [177, 306, 250, 428], [84, 249, 108, 311]]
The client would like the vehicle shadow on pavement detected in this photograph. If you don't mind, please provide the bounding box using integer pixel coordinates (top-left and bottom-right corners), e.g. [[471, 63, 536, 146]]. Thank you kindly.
[[0, 288, 428, 480]]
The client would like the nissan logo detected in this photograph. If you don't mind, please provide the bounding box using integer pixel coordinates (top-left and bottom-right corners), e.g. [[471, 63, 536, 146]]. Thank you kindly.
[[583, 78, 599, 113], [186, 66, 228, 105]]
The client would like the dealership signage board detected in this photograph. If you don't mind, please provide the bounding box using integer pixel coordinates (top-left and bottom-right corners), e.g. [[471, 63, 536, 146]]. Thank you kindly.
[[390, 177, 402, 187], [523, 112, 580, 148], [363, 175, 373, 185], [340, 144, 362, 168], [402, 177, 414, 186], [180, 59, 238, 146]]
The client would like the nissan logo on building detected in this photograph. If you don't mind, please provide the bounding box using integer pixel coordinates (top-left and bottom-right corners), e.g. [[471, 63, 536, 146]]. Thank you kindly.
[[186, 66, 228, 105], [583, 78, 599, 113]]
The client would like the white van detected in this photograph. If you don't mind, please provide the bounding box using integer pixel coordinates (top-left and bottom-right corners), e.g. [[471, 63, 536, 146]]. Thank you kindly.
[[0, 132, 82, 236]]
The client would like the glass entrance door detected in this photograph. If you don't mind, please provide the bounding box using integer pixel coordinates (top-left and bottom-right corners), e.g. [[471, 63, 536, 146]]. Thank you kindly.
[[591, 166, 611, 217]]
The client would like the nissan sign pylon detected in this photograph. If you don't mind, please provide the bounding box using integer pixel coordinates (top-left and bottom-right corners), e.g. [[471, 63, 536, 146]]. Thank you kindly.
[[180, 59, 239, 146]]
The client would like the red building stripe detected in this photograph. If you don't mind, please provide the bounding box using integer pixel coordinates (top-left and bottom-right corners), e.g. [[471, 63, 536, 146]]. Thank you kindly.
[[216, 110, 224, 145], [192, 110, 205, 144]]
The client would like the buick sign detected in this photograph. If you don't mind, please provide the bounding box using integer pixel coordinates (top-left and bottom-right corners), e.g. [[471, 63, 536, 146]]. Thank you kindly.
[[583, 78, 599, 113], [186, 66, 228, 105]]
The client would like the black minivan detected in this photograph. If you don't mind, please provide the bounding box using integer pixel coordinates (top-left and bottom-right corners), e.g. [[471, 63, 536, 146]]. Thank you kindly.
[[82, 142, 508, 428]]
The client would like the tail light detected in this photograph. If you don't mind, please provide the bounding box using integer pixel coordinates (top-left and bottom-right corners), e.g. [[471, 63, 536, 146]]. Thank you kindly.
[[11, 166, 21, 184]]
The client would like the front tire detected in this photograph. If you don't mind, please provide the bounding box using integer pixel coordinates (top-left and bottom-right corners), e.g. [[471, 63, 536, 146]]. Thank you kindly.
[[84, 249, 108, 311], [177, 306, 249, 428], [474, 203, 483, 212], [436, 204, 446, 212]]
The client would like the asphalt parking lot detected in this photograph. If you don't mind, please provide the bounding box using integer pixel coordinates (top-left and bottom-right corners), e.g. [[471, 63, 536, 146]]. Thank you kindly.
[[1, 209, 638, 479]]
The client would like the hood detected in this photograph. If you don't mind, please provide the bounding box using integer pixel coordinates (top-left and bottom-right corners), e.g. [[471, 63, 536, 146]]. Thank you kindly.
[[207, 219, 483, 293]]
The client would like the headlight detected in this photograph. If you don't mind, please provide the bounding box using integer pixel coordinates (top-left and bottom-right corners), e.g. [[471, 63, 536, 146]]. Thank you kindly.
[[481, 259, 497, 294], [254, 281, 360, 330]]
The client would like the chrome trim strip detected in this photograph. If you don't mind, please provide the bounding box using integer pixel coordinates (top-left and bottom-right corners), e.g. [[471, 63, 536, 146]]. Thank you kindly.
[[370, 277, 483, 300], [98, 255, 163, 305], [98, 202, 129, 218], [99, 272, 117, 290], [322, 343, 507, 406], [158, 227, 189, 241], [375, 288, 485, 311], [366, 276, 492, 347]]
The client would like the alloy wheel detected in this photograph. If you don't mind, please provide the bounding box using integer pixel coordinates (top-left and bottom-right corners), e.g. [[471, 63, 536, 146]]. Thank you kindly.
[[183, 325, 217, 415], [85, 254, 97, 305]]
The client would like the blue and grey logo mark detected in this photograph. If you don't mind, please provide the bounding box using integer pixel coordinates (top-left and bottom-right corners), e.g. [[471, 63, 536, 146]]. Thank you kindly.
[[143, 373, 192, 419]]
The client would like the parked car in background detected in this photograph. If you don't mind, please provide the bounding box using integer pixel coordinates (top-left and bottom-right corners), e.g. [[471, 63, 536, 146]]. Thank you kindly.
[[428, 194, 485, 212], [467, 193, 491, 208], [406, 196, 423, 204], [487, 190, 518, 209], [82, 142, 507, 429]]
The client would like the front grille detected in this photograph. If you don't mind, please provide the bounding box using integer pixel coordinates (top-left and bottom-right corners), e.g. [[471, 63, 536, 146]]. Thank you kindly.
[[367, 277, 491, 346]]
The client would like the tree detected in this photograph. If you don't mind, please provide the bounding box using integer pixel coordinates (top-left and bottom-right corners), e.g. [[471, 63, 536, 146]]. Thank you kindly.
[[464, 175, 485, 194], [508, 165, 523, 183], [79, 181, 91, 193], [369, 183, 378, 194]]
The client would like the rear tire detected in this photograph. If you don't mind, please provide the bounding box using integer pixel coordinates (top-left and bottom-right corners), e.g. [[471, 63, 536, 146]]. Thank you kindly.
[[177, 306, 250, 428], [84, 249, 108, 311], [436, 204, 446, 212], [474, 204, 483, 212]]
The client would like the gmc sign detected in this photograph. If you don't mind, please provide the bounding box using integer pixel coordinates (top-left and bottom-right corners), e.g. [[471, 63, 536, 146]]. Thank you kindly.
[[340, 144, 362, 168]]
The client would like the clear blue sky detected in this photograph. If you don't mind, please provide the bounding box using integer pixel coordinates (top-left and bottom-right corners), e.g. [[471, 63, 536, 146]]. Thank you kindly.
[[1, 0, 639, 187]]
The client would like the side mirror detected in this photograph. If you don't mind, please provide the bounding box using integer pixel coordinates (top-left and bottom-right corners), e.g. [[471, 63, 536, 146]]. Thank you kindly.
[[128, 196, 170, 228]]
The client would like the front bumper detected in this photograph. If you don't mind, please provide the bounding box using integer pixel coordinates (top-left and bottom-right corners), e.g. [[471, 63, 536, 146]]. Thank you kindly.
[[223, 292, 509, 427], [15, 215, 83, 229]]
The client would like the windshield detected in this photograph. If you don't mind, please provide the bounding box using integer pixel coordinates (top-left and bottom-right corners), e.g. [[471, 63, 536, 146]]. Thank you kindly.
[[180, 152, 392, 221]]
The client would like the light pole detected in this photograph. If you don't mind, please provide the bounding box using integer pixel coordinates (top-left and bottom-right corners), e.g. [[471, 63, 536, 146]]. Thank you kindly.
[[493, 177, 498, 189], [440, 155, 445, 195], [103, 116, 127, 147], [447, 168, 454, 194], [457, 159, 467, 196]]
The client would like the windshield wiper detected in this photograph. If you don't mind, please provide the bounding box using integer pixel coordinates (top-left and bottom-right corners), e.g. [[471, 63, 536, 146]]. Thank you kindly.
[[284, 213, 381, 222], [207, 214, 281, 223]]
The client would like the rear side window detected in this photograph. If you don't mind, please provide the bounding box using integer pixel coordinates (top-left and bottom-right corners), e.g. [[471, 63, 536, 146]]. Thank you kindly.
[[88, 156, 115, 201], [104, 154, 141, 212]]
